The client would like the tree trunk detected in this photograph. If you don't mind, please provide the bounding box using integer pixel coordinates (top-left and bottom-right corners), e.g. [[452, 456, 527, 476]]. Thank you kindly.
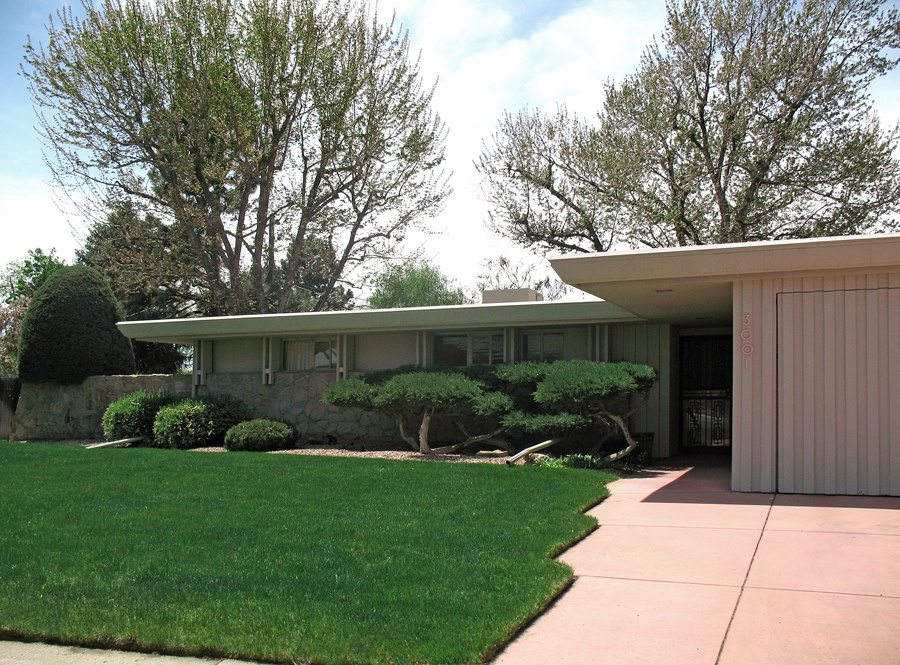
[[418, 409, 434, 454], [602, 413, 638, 462], [396, 416, 418, 451]]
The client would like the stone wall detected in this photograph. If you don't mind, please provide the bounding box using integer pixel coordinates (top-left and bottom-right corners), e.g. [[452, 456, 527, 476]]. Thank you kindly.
[[12, 371, 411, 447], [13, 374, 192, 441], [199, 371, 398, 445]]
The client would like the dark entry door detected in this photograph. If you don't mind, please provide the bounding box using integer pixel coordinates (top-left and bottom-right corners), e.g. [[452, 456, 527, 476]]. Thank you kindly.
[[680, 336, 731, 449]]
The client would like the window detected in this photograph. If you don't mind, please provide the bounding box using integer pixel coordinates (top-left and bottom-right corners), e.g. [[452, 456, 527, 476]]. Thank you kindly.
[[314, 340, 337, 369], [433, 332, 505, 367], [283, 338, 338, 370], [522, 332, 565, 362], [434, 335, 468, 367], [471, 334, 504, 365]]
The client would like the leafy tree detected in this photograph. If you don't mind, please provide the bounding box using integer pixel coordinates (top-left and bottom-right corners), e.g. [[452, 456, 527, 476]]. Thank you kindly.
[[24, 0, 448, 315], [323, 360, 656, 459], [0, 299, 28, 376], [477, 0, 900, 252], [497, 360, 657, 461], [368, 261, 469, 308], [18, 266, 135, 384], [1, 249, 66, 303], [476, 255, 570, 300], [323, 373, 512, 454], [0, 249, 67, 375], [78, 201, 190, 372]]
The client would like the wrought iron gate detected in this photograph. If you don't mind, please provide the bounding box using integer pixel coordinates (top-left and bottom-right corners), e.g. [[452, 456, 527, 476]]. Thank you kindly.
[[680, 337, 731, 449]]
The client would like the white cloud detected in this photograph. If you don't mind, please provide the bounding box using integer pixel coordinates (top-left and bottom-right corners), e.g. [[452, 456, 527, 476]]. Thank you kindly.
[[384, 0, 667, 287], [0, 176, 81, 268]]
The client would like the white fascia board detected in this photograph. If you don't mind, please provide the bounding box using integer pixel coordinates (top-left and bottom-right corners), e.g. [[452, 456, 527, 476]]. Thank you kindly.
[[552, 234, 900, 287], [118, 300, 641, 344]]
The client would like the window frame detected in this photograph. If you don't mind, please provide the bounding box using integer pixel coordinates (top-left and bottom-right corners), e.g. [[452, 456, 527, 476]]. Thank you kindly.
[[282, 336, 339, 372], [521, 330, 566, 362], [431, 330, 506, 367]]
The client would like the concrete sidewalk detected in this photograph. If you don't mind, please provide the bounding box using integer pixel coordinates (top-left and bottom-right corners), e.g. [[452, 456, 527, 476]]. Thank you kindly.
[[493, 457, 900, 664], [0, 641, 261, 665]]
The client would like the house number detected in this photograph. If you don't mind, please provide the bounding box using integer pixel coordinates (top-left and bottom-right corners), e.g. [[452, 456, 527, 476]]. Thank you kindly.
[[740, 313, 753, 368]]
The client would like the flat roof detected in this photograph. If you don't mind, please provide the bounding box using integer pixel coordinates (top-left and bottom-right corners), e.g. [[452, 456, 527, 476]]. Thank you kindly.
[[118, 299, 641, 344], [551, 234, 900, 325]]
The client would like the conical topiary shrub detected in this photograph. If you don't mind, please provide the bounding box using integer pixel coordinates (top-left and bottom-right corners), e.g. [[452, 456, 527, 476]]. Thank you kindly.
[[18, 265, 135, 384]]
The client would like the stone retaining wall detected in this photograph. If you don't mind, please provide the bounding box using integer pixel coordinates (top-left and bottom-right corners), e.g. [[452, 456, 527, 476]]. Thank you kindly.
[[11, 371, 400, 446], [198, 372, 398, 445], [13, 374, 192, 440]]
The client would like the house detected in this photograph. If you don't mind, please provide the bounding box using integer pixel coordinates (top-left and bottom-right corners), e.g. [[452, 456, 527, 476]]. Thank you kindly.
[[118, 233, 900, 496], [551, 233, 900, 496], [118, 295, 679, 455]]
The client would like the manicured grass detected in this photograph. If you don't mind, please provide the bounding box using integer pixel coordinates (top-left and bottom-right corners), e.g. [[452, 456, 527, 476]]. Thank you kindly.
[[0, 442, 614, 664]]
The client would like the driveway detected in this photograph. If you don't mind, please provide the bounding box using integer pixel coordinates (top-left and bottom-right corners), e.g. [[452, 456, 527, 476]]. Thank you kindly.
[[494, 456, 900, 665]]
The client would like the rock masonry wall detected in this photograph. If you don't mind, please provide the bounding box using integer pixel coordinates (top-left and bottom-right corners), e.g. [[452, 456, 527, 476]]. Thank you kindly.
[[11, 371, 399, 446], [12, 374, 192, 440]]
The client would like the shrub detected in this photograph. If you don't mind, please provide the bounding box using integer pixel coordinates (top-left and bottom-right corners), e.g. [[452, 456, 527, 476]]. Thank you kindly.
[[322, 377, 377, 409], [501, 410, 590, 435], [534, 453, 612, 471], [225, 419, 298, 451], [18, 265, 135, 384], [153, 396, 248, 449], [102, 390, 178, 441]]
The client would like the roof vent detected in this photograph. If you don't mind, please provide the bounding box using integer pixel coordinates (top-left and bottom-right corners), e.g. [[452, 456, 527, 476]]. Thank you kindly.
[[481, 288, 544, 304]]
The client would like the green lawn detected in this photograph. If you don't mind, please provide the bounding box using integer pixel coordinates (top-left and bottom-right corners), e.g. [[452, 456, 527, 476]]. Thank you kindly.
[[0, 442, 614, 664]]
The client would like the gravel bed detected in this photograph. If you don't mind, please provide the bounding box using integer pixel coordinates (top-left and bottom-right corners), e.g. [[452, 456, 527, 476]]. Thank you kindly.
[[189, 446, 508, 463]]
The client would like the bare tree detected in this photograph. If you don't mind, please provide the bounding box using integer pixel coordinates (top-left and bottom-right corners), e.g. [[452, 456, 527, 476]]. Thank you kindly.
[[24, 0, 449, 315], [477, 0, 900, 252], [476, 255, 570, 300]]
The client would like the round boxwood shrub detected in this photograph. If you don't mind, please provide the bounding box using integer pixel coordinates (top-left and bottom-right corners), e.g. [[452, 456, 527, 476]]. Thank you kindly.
[[102, 390, 179, 441], [224, 419, 298, 452], [153, 396, 248, 449], [18, 265, 135, 384]]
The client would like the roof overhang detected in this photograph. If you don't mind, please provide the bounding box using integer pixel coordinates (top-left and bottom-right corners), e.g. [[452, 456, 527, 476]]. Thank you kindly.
[[551, 234, 900, 326], [119, 299, 641, 344]]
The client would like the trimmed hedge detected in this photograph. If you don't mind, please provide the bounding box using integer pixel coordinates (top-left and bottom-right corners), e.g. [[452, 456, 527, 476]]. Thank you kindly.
[[153, 397, 248, 449], [18, 265, 135, 384], [224, 419, 298, 451], [102, 390, 178, 441]]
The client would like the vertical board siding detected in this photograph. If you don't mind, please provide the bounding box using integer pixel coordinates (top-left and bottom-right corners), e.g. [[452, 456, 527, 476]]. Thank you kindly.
[[733, 271, 900, 494], [608, 323, 675, 457], [776, 283, 899, 496]]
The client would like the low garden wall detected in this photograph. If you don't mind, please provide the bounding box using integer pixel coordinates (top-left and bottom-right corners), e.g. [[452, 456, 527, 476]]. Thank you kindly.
[[13, 375, 192, 441], [12, 371, 398, 446], [198, 372, 397, 445]]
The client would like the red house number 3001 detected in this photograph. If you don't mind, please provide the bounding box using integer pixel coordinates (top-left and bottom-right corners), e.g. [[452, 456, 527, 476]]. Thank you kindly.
[[740, 313, 753, 368]]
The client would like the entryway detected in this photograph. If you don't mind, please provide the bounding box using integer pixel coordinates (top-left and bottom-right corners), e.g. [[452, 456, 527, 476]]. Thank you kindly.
[[680, 335, 732, 450]]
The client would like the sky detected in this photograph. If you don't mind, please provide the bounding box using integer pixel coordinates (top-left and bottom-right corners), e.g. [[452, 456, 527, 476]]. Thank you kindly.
[[1, 0, 899, 293]]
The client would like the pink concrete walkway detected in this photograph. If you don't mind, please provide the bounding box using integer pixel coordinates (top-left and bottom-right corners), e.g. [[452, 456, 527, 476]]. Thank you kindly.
[[493, 458, 900, 665]]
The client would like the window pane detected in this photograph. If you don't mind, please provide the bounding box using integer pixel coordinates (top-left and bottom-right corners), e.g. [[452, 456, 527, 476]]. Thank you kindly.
[[283, 341, 304, 370], [434, 335, 467, 367], [524, 334, 542, 361], [542, 333, 564, 361], [471, 335, 490, 365], [491, 334, 504, 365], [314, 340, 336, 368]]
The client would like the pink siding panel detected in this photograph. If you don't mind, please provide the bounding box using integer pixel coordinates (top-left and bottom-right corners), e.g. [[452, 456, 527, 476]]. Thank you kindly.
[[775, 283, 899, 496]]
